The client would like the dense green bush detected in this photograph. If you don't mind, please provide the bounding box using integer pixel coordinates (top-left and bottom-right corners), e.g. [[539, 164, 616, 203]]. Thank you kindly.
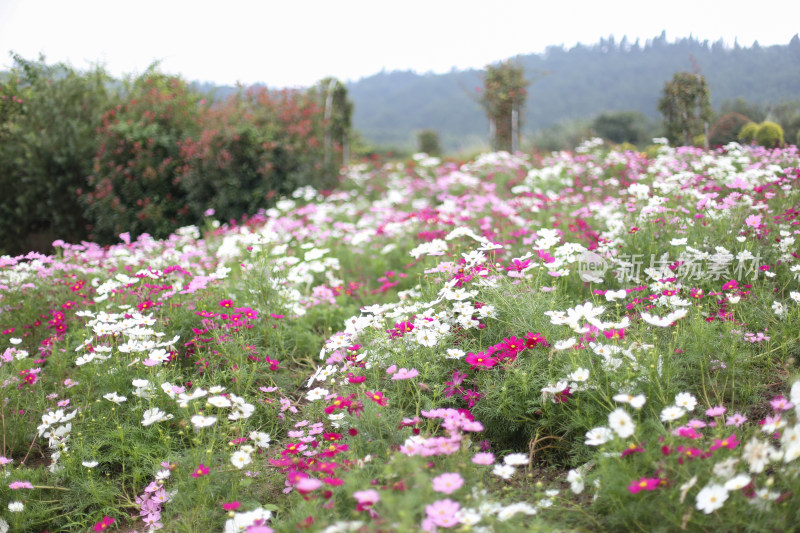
[[755, 120, 785, 148], [82, 71, 204, 242], [591, 110, 651, 145], [737, 121, 759, 143], [0, 55, 113, 254]]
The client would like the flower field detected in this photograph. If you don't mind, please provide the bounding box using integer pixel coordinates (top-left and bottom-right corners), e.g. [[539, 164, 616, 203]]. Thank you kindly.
[[2, 139, 800, 532]]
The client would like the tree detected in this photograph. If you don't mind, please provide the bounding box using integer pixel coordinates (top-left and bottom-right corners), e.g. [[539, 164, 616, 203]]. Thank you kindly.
[[480, 60, 529, 151], [657, 72, 711, 146], [417, 129, 442, 156], [316, 78, 353, 169]]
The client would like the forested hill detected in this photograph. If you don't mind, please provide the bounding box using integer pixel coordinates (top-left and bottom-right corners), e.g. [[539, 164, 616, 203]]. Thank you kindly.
[[346, 33, 800, 151]]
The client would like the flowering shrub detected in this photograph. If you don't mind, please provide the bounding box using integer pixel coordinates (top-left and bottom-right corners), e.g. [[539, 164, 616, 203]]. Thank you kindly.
[[82, 71, 204, 243], [178, 86, 335, 224], [1, 140, 800, 531]]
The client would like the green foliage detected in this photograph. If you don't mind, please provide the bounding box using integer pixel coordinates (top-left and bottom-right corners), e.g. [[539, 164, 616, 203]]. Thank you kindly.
[[481, 60, 529, 151], [417, 129, 442, 156], [708, 112, 753, 146], [0, 54, 114, 254], [591, 111, 652, 145], [755, 121, 785, 148], [82, 71, 203, 243], [657, 71, 712, 146], [738, 121, 759, 143]]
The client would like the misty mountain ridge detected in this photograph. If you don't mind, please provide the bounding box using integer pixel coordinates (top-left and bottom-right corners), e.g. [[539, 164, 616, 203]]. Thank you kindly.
[[193, 33, 800, 152]]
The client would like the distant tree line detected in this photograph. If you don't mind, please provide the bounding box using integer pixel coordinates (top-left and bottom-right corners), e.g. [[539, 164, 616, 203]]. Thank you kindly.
[[345, 33, 800, 152], [0, 55, 352, 254]]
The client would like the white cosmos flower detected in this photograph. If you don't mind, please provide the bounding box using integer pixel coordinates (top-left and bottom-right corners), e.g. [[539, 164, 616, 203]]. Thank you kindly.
[[604, 289, 627, 301], [415, 329, 440, 347], [781, 423, 800, 463], [445, 348, 465, 359], [642, 309, 688, 327], [103, 392, 127, 404], [7, 501, 23, 512], [695, 483, 728, 514], [554, 338, 577, 351], [141, 408, 172, 426], [82, 461, 99, 468], [613, 393, 646, 409], [306, 387, 329, 401], [191, 415, 217, 429], [608, 408, 635, 438], [568, 367, 590, 382], [207, 396, 232, 408], [492, 464, 516, 479], [503, 453, 529, 466], [585, 426, 613, 446], [567, 469, 584, 494], [723, 474, 751, 491], [660, 406, 686, 422], [230, 450, 252, 469], [674, 392, 697, 411], [249, 431, 271, 448]]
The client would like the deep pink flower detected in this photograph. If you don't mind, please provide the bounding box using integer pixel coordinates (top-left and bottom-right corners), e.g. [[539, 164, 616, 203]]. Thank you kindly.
[[710, 434, 740, 452], [365, 390, 388, 406], [93, 516, 115, 532], [222, 501, 241, 511], [464, 352, 498, 369], [190, 464, 209, 478], [621, 443, 645, 457], [628, 477, 661, 494]]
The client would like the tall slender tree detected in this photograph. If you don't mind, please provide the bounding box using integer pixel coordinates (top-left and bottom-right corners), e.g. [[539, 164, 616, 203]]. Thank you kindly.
[[657, 71, 711, 146], [480, 60, 528, 152]]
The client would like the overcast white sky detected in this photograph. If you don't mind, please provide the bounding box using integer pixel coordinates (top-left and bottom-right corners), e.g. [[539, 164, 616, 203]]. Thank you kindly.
[[1, 0, 797, 87]]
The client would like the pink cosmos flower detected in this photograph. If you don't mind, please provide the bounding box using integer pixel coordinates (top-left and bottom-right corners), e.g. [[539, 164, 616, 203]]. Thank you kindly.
[[222, 501, 241, 511], [471, 452, 495, 465], [770, 395, 794, 411], [745, 214, 762, 228], [353, 489, 380, 511], [295, 477, 323, 494], [392, 368, 419, 380], [726, 412, 748, 427], [432, 472, 464, 494], [706, 406, 726, 417], [425, 498, 461, 528], [9, 481, 34, 489]]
